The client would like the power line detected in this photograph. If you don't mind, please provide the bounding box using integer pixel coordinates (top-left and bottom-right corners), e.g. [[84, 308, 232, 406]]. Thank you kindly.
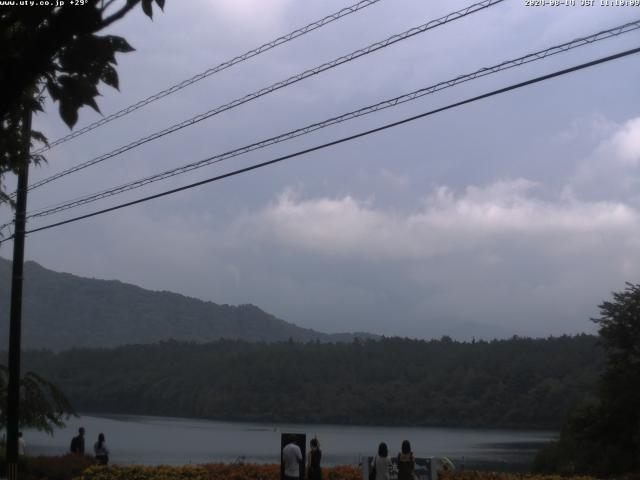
[[18, 19, 640, 223], [1, 19, 637, 235], [21, 0, 503, 194], [6, 45, 637, 242], [32, 0, 385, 155]]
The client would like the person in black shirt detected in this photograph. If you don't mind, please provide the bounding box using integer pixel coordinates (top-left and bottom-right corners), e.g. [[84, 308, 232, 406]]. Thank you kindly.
[[70, 427, 85, 455], [307, 437, 322, 480], [397, 440, 415, 480]]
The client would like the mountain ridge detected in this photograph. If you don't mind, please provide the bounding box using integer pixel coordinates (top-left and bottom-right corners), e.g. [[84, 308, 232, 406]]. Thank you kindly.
[[0, 257, 376, 350]]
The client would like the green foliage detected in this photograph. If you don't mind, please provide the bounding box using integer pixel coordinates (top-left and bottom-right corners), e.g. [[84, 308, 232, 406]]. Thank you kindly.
[[595, 283, 640, 420], [0, 365, 76, 435], [534, 283, 640, 477], [0, 91, 47, 206], [0, 0, 165, 204], [19, 335, 602, 429], [0, 453, 94, 480]]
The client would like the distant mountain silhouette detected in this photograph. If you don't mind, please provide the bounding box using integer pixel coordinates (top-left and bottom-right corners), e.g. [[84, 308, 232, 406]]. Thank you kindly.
[[0, 257, 375, 350]]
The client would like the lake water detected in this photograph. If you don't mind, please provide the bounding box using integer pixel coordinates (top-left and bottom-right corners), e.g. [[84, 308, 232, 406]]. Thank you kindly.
[[24, 414, 555, 470]]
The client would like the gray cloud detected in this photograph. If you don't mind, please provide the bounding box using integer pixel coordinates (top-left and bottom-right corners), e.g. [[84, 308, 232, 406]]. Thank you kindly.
[[2, 0, 640, 340]]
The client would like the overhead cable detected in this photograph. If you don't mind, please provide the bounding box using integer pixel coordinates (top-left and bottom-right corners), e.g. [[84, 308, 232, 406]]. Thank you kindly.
[[20, 19, 640, 222], [32, 0, 386, 154], [22, 0, 504, 194], [4, 45, 636, 242]]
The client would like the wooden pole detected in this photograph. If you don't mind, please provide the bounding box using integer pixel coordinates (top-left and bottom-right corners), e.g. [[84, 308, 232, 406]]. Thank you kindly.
[[6, 106, 32, 480]]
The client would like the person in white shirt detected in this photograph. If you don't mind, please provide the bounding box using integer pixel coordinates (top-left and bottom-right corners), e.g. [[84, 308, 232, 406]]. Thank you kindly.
[[17, 432, 26, 456], [94, 432, 110, 465], [372, 442, 392, 480], [282, 441, 303, 480]]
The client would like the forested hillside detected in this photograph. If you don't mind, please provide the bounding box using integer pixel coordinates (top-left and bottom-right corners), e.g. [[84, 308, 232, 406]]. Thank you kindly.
[[0, 258, 373, 350], [20, 335, 601, 429]]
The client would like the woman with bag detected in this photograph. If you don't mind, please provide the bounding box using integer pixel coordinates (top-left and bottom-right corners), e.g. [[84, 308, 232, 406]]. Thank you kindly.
[[370, 442, 391, 480], [397, 440, 415, 480], [94, 432, 110, 465]]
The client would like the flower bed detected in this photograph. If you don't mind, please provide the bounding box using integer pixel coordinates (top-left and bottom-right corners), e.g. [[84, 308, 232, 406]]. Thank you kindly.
[[0, 459, 612, 480], [75, 465, 611, 480], [439, 472, 598, 480], [75, 463, 362, 480], [0, 454, 94, 480]]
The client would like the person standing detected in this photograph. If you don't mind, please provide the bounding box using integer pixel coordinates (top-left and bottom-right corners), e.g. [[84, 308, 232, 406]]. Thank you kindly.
[[373, 442, 391, 480], [70, 427, 86, 455], [397, 440, 415, 480], [307, 437, 322, 480], [17, 432, 26, 456], [282, 441, 302, 480], [94, 433, 110, 465]]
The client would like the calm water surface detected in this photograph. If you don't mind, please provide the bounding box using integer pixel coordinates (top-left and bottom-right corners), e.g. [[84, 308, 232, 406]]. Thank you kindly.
[[24, 414, 555, 469]]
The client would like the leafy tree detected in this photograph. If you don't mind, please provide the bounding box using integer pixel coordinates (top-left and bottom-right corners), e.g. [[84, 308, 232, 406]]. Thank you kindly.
[[0, 0, 165, 205], [21, 335, 602, 430], [589, 283, 640, 473], [0, 365, 76, 435], [534, 283, 640, 476]]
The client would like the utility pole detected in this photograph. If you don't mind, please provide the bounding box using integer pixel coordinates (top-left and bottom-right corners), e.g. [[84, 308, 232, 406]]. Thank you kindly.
[[5, 105, 32, 480]]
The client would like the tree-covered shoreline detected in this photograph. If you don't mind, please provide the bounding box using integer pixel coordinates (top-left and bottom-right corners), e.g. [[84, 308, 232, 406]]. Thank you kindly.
[[11, 334, 601, 430]]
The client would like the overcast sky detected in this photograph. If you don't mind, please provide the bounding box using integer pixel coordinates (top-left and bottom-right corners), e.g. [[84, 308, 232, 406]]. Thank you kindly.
[[2, 0, 640, 339]]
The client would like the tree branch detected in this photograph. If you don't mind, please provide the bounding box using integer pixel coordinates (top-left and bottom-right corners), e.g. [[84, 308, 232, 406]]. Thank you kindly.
[[100, 0, 139, 29], [100, 0, 119, 14]]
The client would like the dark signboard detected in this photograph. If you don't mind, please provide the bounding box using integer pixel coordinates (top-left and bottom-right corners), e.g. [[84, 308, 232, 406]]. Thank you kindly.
[[280, 433, 306, 480]]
